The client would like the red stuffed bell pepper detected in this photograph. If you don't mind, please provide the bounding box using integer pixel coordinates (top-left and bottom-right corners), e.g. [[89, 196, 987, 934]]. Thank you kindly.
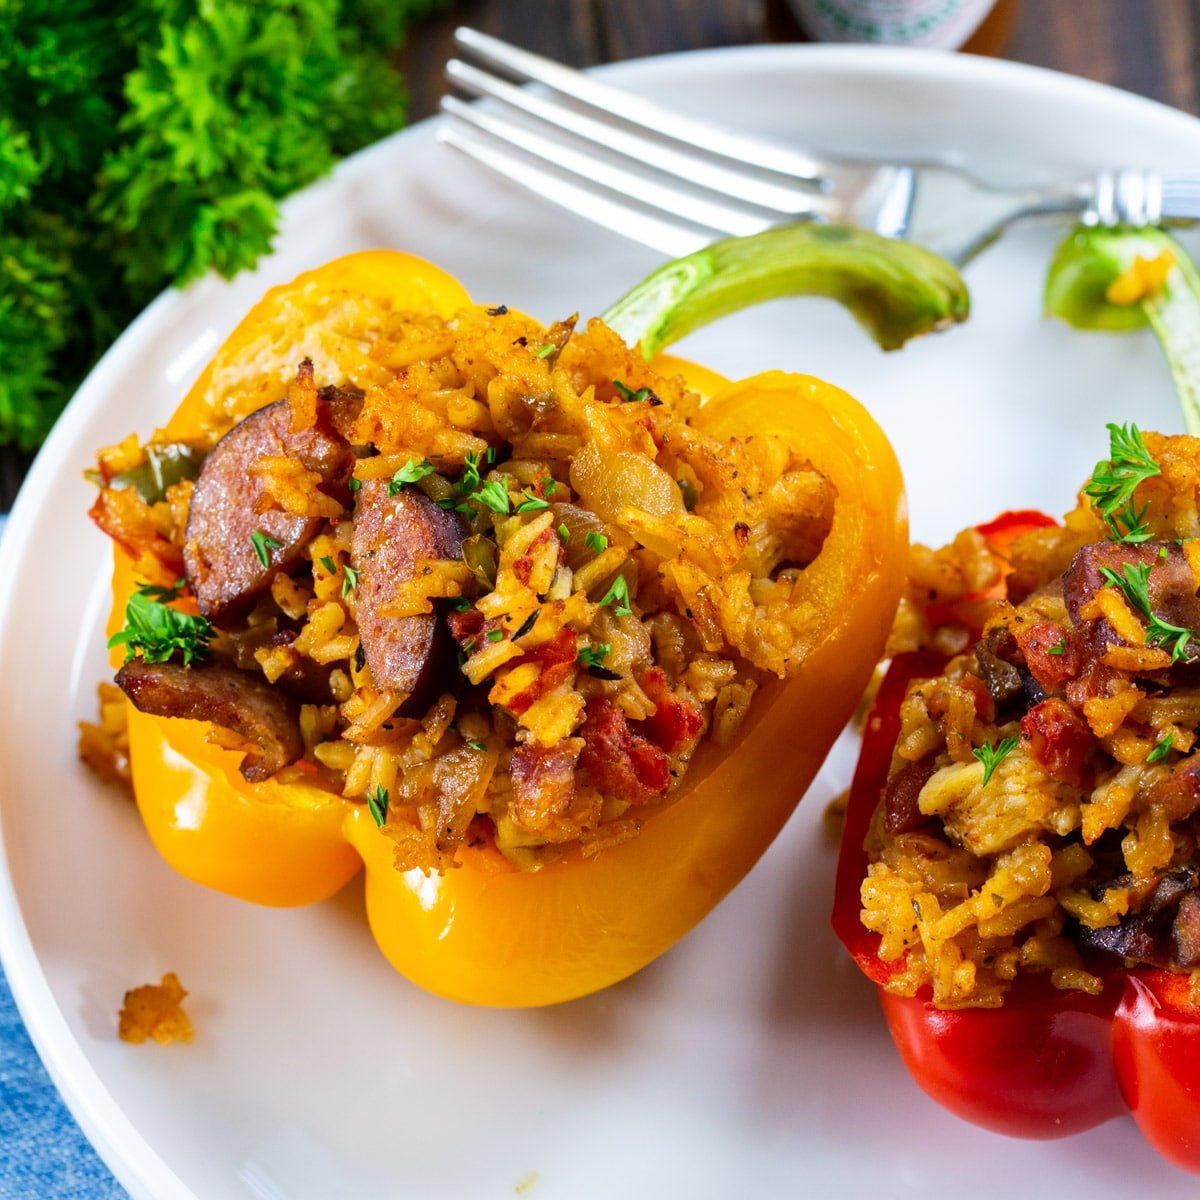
[[833, 441, 1200, 1173]]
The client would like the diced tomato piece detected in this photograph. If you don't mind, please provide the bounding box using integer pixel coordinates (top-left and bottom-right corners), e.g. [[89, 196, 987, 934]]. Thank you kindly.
[[637, 667, 704, 754], [579, 700, 670, 805], [1014, 621, 1086, 692], [513, 528, 560, 587], [524, 628, 577, 667], [447, 608, 485, 643], [504, 629, 578, 716], [89, 489, 184, 575], [1021, 697, 1093, 787]]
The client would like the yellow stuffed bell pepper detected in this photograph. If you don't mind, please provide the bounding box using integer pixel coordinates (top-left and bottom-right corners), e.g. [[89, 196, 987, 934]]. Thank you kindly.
[[94, 234, 962, 1006]]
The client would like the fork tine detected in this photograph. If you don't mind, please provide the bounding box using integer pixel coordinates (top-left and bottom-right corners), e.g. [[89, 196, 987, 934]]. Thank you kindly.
[[437, 121, 714, 258], [441, 96, 776, 239], [454, 26, 824, 183], [445, 58, 833, 219]]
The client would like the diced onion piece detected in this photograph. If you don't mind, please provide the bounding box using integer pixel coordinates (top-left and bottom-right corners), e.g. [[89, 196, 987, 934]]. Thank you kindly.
[[569, 442, 684, 526]]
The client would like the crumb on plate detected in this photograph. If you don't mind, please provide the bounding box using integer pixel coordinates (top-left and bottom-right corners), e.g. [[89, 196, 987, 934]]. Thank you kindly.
[[118, 972, 194, 1045]]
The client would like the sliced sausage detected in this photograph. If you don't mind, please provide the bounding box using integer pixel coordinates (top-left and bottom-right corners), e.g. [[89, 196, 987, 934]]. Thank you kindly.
[[510, 740, 581, 834], [1173, 891, 1200, 968], [183, 394, 354, 626], [1063, 541, 1200, 659], [317, 383, 364, 442], [974, 631, 1024, 709], [1076, 866, 1200, 969], [1145, 753, 1200, 824], [883, 757, 938, 836], [115, 659, 303, 782], [1076, 908, 1163, 966], [974, 624, 1057, 709], [351, 482, 464, 711]]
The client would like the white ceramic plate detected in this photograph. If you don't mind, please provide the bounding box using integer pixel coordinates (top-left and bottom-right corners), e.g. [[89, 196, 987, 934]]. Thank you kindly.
[[4, 45, 1200, 1200]]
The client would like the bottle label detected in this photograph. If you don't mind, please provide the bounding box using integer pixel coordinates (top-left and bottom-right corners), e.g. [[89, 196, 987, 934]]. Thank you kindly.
[[790, 0, 996, 48]]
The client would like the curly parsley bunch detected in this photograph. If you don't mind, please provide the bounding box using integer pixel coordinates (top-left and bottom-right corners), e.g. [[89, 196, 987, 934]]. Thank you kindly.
[[0, 0, 439, 451]]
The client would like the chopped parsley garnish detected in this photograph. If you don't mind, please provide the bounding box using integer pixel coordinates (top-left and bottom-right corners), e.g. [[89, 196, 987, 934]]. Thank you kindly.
[[1100, 560, 1199, 662], [1084, 423, 1161, 543], [557, 523, 571, 543], [458, 450, 483, 492], [466, 738, 488, 752], [486, 304, 508, 316], [450, 596, 473, 612], [534, 343, 555, 359], [972, 736, 1019, 787], [134, 577, 186, 603], [584, 530, 608, 554], [475, 478, 512, 514], [250, 529, 282, 568], [542, 478, 558, 497], [341, 563, 360, 596], [1048, 639, 1066, 656], [599, 574, 632, 617], [1147, 732, 1175, 764], [319, 555, 336, 575], [107, 592, 214, 666], [612, 379, 658, 404], [463, 638, 477, 654], [434, 453, 525, 516], [485, 446, 497, 464], [366, 785, 389, 828], [514, 488, 549, 514], [577, 643, 612, 668], [511, 610, 539, 640], [388, 458, 435, 495], [348, 477, 361, 493], [486, 628, 504, 643]]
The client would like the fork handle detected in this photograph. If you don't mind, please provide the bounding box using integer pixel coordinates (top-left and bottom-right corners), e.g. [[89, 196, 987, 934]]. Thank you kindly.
[[1092, 169, 1200, 225], [1161, 174, 1200, 221]]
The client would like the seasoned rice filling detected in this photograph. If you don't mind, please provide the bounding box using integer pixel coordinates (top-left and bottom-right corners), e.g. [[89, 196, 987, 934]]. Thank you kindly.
[[866, 429, 1200, 1008], [91, 306, 835, 872]]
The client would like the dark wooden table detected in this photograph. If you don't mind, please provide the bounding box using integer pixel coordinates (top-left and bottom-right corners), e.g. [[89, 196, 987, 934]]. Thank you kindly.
[[7, 0, 1192, 511], [401, 0, 1199, 118]]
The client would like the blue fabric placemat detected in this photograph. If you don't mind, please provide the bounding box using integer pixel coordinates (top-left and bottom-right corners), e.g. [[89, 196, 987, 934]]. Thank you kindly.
[[0, 962, 130, 1199]]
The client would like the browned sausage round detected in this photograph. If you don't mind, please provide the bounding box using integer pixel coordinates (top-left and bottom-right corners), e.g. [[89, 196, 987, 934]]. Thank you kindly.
[[351, 481, 463, 710], [183, 396, 353, 625], [1063, 541, 1200, 658], [115, 659, 304, 782]]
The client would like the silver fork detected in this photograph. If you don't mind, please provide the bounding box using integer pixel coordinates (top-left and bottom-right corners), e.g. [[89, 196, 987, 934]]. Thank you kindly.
[[439, 27, 1200, 266]]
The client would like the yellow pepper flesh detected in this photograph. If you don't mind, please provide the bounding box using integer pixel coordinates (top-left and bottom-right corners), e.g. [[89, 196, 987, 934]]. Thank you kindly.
[[106, 251, 907, 1004], [346, 363, 907, 1005]]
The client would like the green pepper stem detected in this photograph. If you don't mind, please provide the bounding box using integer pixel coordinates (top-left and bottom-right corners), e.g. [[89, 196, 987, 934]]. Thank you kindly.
[[1046, 226, 1200, 436], [600, 224, 970, 359]]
